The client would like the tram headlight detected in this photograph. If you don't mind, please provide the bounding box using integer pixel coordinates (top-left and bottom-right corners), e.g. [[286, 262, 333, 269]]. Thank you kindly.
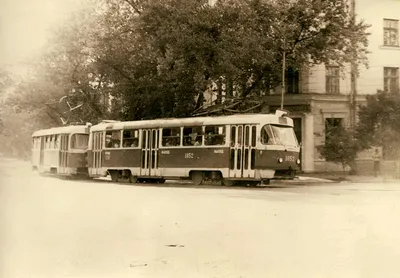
[[278, 157, 283, 163], [296, 159, 301, 164]]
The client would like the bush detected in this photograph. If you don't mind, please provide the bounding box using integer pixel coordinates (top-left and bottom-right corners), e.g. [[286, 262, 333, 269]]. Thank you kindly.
[[317, 125, 360, 175]]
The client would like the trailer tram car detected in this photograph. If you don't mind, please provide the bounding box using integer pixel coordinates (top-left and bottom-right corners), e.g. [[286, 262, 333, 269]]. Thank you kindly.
[[87, 111, 300, 186], [31, 124, 91, 177]]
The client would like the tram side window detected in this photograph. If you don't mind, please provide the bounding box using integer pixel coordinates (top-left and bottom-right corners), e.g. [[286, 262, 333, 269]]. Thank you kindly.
[[54, 135, 59, 149], [122, 129, 139, 147], [261, 125, 274, 145], [205, 125, 226, 146], [183, 126, 203, 146], [105, 130, 121, 148], [45, 136, 50, 149], [71, 134, 89, 149], [162, 127, 181, 146], [50, 135, 55, 149], [37, 137, 40, 149], [32, 137, 39, 149]]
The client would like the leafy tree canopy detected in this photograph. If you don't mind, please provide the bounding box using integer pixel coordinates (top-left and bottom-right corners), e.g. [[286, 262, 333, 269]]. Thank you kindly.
[[10, 0, 370, 125], [318, 125, 360, 174], [356, 90, 400, 159]]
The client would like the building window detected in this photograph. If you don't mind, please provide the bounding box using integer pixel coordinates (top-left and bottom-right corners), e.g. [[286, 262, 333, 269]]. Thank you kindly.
[[384, 19, 399, 46], [384, 67, 399, 94], [325, 66, 340, 94], [285, 67, 299, 94]]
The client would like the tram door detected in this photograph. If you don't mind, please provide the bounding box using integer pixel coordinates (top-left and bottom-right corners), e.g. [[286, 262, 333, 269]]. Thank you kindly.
[[141, 129, 160, 176], [229, 125, 257, 178], [91, 132, 103, 175], [59, 134, 69, 174], [39, 136, 45, 168]]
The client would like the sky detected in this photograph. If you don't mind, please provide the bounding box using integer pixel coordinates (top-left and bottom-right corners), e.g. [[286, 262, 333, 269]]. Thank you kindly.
[[0, 0, 84, 76]]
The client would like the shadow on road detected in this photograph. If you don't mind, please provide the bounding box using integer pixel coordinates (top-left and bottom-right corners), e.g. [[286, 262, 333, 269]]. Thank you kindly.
[[37, 174, 312, 191]]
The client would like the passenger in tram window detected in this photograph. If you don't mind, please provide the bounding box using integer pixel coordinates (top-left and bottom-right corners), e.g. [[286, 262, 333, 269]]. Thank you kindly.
[[205, 132, 213, 145], [113, 140, 120, 148], [213, 135, 219, 145], [220, 136, 226, 145], [106, 138, 112, 148], [184, 137, 193, 146], [165, 138, 173, 146], [131, 139, 138, 147], [172, 137, 179, 146], [190, 134, 201, 146]]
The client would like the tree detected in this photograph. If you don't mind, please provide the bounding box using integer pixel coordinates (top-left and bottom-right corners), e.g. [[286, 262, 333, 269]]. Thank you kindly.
[[9, 5, 115, 126], [10, 0, 371, 125], [0, 68, 50, 158], [81, 0, 371, 119], [125, 0, 371, 115], [318, 125, 360, 176], [356, 90, 400, 160], [0, 68, 12, 134]]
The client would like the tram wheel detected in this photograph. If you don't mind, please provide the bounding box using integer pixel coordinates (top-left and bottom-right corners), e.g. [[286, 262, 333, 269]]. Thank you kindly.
[[247, 181, 260, 187], [191, 172, 203, 186], [262, 179, 271, 185], [110, 171, 119, 182], [222, 179, 235, 186], [157, 179, 166, 184], [129, 175, 138, 184]]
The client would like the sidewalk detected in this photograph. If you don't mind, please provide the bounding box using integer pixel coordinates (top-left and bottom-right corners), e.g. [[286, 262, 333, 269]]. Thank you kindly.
[[297, 172, 400, 184]]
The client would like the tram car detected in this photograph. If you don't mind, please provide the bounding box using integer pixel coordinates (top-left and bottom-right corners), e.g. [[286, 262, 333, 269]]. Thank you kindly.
[[87, 111, 301, 185], [31, 124, 91, 177]]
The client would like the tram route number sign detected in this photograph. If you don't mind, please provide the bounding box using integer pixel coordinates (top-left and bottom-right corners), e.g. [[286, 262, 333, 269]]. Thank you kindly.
[[285, 155, 295, 162], [185, 153, 194, 159], [184, 149, 224, 158], [105, 151, 110, 160]]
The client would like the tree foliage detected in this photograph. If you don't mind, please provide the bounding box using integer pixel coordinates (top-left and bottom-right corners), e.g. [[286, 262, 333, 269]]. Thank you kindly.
[[318, 125, 360, 174], [10, 0, 370, 126], [8, 6, 114, 126], [356, 90, 400, 159], [0, 68, 11, 133]]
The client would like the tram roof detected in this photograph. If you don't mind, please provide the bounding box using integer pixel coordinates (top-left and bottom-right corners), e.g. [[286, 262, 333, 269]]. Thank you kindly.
[[90, 113, 294, 132], [32, 125, 90, 137]]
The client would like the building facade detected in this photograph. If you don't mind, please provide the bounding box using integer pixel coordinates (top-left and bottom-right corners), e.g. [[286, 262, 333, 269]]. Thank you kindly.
[[202, 0, 400, 173], [262, 0, 400, 173]]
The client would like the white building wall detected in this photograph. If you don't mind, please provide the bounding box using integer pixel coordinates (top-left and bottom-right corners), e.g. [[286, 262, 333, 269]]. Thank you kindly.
[[307, 64, 325, 94], [356, 0, 400, 95], [306, 64, 352, 95], [306, 0, 400, 96]]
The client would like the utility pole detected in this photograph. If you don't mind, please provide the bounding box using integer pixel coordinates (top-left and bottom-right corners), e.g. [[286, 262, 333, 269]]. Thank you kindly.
[[349, 0, 358, 174], [281, 41, 286, 110], [350, 0, 357, 128]]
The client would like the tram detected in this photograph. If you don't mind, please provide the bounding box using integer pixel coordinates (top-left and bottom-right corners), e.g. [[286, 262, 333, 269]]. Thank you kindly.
[[87, 111, 300, 185], [31, 124, 91, 177]]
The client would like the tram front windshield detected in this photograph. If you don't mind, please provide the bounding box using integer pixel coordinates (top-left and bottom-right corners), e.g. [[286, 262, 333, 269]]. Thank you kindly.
[[261, 124, 298, 147], [71, 134, 89, 150]]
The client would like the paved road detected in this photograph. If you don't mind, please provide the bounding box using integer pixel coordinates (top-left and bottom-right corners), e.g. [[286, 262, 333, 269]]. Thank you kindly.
[[1, 158, 400, 278]]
